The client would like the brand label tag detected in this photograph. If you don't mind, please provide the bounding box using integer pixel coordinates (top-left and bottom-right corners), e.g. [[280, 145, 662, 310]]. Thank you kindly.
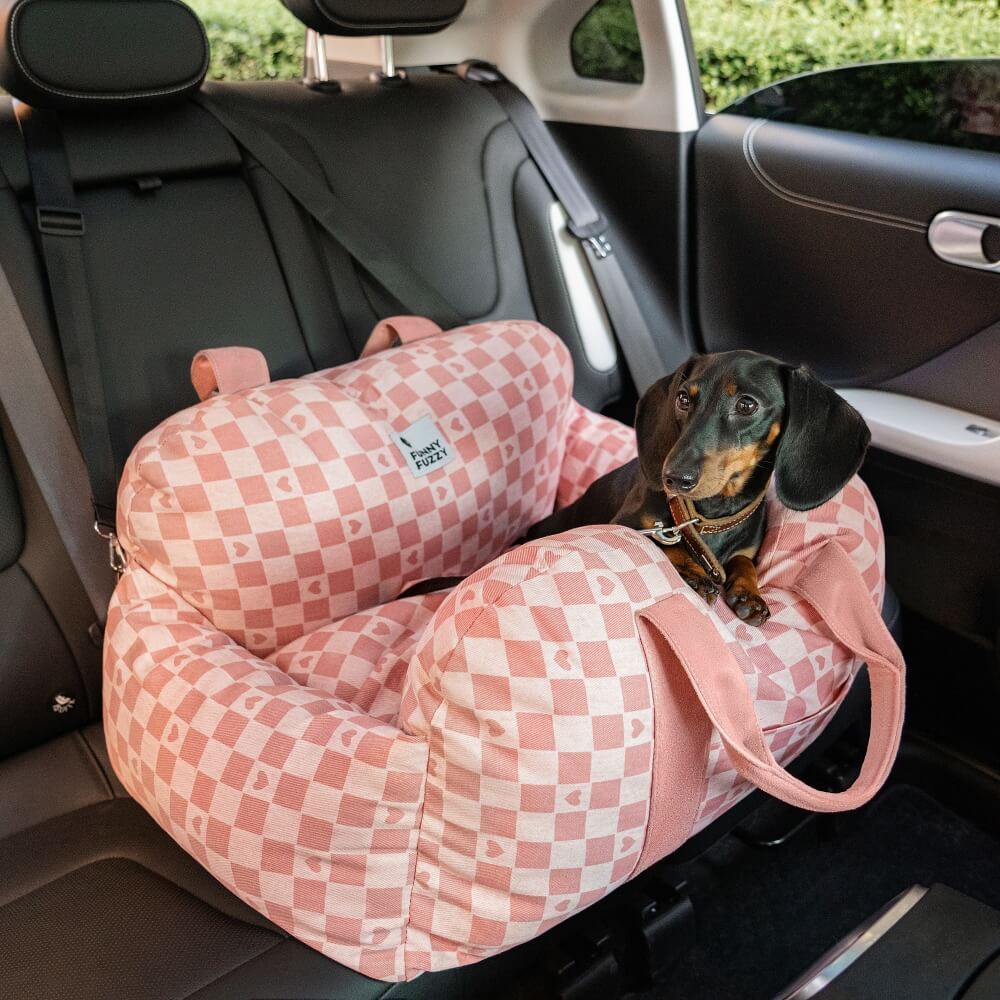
[[390, 415, 455, 478]]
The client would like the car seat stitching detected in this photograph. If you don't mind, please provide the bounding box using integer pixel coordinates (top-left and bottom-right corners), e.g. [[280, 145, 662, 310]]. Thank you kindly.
[[9, 0, 209, 103], [176, 939, 288, 998], [74, 728, 115, 800]]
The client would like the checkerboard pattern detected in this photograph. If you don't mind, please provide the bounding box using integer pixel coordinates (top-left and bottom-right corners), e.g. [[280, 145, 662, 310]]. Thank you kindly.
[[556, 401, 637, 508], [105, 322, 889, 981], [117, 321, 577, 659]]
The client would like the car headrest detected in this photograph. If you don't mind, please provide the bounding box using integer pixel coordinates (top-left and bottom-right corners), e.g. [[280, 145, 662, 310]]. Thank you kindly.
[[0, 0, 209, 112], [280, 0, 465, 36]]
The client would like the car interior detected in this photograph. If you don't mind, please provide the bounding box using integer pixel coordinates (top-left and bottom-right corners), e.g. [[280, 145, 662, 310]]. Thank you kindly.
[[0, 0, 999, 998]]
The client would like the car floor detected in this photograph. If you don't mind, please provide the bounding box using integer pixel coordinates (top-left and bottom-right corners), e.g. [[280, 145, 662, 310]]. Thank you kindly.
[[638, 780, 1000, 999]]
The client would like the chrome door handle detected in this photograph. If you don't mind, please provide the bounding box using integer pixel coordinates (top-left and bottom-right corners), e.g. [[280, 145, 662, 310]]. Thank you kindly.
[[928, 211, 1000, 271]]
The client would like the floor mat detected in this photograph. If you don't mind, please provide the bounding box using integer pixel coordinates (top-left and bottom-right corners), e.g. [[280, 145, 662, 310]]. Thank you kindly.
[[644, 783, 1000, 1000]]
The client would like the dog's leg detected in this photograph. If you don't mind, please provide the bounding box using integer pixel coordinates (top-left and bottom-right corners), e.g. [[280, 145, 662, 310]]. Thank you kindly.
[[665, 547, 720, 605], [724, 554, 770, 626]]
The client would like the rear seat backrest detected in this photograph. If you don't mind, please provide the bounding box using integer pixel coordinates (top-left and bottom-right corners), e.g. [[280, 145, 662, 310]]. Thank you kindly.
[[0, 103, 337, 471], [0, 0, 623, 756]]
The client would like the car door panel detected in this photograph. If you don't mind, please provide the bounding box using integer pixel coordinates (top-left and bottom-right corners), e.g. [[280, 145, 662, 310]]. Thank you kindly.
[[692, 65, 1000, 650], [696, 113, 1000, 411]]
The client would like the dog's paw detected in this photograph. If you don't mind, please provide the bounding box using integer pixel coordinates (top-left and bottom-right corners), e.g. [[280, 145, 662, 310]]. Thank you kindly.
[[681, 570, 720, 606], [725, 585, 770, 626]]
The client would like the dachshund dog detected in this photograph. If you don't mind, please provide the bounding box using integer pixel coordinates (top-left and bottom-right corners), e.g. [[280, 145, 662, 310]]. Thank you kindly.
[[526, 351, 871, 625]]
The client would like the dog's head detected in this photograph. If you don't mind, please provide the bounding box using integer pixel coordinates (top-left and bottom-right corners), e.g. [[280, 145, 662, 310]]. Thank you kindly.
[[635, 350, 871, 510]]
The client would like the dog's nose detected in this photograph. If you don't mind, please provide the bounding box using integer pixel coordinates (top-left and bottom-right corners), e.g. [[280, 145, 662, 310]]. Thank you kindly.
[[664, 469, 699, 493]]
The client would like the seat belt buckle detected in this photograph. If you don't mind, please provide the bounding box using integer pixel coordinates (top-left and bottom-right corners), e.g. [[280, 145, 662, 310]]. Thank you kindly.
[[36, 205, 85, 237], [584, 234, 612, 260], [568, 217, 612, 259]]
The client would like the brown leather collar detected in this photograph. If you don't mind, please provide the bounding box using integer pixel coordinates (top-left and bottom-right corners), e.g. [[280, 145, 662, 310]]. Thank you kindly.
[[663, 486, 769, 585]]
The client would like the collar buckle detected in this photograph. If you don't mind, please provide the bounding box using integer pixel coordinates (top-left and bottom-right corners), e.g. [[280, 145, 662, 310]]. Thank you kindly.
[[639, 516, 700, 546]]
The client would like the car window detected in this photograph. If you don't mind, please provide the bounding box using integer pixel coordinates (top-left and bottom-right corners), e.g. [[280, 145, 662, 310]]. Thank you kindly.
[[570, 0, 644, 84], [724, 60, 1000, 154], [187, 0, 303, 80], [687, 0, 1000, 113]]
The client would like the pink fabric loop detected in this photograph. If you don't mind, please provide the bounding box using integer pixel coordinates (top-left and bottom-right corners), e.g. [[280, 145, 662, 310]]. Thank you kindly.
[[639, 539, 904, 814], [190, 347, 270, 401], [360, 316, 443, 358]]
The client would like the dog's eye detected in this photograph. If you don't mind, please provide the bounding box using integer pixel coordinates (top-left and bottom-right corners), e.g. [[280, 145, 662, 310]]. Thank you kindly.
[[676, 389, 691, 411], [736, 395, 758, 415]]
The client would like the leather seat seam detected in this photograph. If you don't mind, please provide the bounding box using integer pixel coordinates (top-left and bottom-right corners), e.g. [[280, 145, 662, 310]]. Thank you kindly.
[[0, 845, 287, 937], [742, 118, 925, 233], [179, 939, 288, 998], [76, 728, 116, 800]]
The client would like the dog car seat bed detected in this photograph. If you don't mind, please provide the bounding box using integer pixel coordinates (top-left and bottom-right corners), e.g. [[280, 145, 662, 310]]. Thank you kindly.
[[104, 320, 904, 981]]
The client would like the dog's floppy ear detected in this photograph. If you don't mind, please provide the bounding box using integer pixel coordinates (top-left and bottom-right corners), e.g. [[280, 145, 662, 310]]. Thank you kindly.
[[774, 365, 871, 511], [634, 357, 695, 489]]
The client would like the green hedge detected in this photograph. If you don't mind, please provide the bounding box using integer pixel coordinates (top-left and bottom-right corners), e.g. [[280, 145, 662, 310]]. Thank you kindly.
[[187, 0, 303, 81], [691, 0, 1000, 111], [574, 0, 1000, 111], [571, 0, 645, 83], [187, 0, 1000, 114]]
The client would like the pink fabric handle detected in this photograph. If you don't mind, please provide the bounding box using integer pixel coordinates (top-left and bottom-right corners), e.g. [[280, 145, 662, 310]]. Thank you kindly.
[[639, 539, 905, 813], [190, 347, 270, 401], [360, 315, 443, 358]]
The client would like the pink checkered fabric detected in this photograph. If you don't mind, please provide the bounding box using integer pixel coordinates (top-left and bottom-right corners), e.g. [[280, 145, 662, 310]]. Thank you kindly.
[[116, 321, 577, 659], [556, 401, 637, 509], [105, 322, 893, 981]]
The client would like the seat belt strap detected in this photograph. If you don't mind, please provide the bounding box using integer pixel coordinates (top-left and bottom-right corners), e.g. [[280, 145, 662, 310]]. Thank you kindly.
[[193, 90, 466, 331], [0, 257, 115, 621], [14, 103, 120, 540], [456, 62, 676, 395]]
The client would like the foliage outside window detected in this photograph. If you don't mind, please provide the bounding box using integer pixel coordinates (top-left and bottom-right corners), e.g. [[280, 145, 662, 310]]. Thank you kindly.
[[183, 0, 1000, 119], [690, 0, 1000, 112], [728, 60, 1000, 154], [186, 0, 303, 81], [571, 0, 644, 84]]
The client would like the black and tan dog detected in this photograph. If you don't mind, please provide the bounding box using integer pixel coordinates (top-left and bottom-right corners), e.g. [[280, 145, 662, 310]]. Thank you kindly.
[[527, 351, 871, 625]]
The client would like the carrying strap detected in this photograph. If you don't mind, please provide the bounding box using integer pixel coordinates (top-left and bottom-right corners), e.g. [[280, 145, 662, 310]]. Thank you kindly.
[[361, 315, 444, 358], [455, 61, 673, 396], [0, 253, 115, 621], [14, 104, 120, 539], [192, 91, 466, 330], [191, 347, 271, 401], [639, 539, 904, 813]]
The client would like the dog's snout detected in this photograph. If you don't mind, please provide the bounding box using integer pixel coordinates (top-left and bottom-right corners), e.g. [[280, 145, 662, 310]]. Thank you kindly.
[[664, 468, 699, 493]]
